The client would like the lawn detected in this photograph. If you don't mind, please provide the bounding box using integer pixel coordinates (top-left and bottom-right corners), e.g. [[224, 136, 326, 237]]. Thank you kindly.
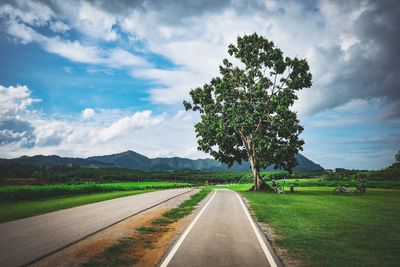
[[270, 178, 400, 189], [230, 184, 400, 266]]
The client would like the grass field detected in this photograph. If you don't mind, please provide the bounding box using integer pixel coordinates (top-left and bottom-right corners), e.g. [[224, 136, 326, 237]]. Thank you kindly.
[[225, 184, 400, 266], [214, 178, 400, 190], [270, 178, 400, 189], [0, 190, 153, 223], [0, 181, 193, 223], [0, 181, 191, 202]]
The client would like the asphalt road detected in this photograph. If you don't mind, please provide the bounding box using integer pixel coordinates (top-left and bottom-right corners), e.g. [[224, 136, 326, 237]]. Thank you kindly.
[[0, 188, 192, 267], [160, 189, 282, 267]]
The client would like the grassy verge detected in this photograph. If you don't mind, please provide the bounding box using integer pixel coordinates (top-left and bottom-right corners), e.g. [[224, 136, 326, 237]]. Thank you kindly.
[[0, 181, 191, 202], [270, 178, 400, 189], [83, 188, 212, 266], [215, 178, 400, 189], [231, 185, 400, 266], [162, 188, 211, 220], [0, 190, 151, 223]]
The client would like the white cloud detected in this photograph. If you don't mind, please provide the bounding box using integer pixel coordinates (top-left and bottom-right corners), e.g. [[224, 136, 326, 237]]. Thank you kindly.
[[0, 1, 54, 27], [0, 84, 203, 159], [107, 48, 149, 68], [1, 0, 398, 116], [117, 0, 400, 119], [0, 2, 149, 70], [82, 108, 96, 119], [0, 84, 39, 118], [121, 4, 324, 105], [2, 20, 149, 69], [1, 1, 399, 169], [132, 67, 204, 104], [98, 111, 164, 142], [0, 106, 204, 159], [0, 85, 39, 149], [310, 117, 361, 128], [49, 20, 70, 33], [4, 19, 43, 44], [332, 99, 370, 113], [44, 38, 148, 67], [44, 38, 104, 64], [34, 120, 69, 147], [60, 1, 118, 41]]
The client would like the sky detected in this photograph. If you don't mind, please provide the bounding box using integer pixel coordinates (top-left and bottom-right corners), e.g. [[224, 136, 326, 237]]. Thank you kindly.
[[0, 0, 399, 170]]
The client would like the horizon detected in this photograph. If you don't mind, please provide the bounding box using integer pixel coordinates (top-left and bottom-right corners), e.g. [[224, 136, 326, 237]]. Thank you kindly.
[[0, 0, 399, 170], [0, 149, 378, 171]]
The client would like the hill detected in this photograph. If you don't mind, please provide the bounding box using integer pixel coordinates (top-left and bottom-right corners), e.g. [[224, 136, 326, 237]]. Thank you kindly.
[[88, 150, 150, 169], [1, 150, 324, 172], [0, 155, 112, 168]]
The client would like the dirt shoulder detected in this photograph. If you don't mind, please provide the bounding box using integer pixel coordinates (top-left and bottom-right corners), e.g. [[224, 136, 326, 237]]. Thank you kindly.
[[31, 189, 202, 267]]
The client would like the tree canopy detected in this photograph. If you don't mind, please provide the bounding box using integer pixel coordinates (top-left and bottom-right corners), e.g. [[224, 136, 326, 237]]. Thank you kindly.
[[184, 33, 312, 190]]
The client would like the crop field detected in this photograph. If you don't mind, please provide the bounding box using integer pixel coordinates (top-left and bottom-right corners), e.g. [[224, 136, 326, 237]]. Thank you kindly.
[[0, 181, 193, 223], [0, 190, 154, 223], [0, 181, 192, 202], [226, 184, 400, 266]]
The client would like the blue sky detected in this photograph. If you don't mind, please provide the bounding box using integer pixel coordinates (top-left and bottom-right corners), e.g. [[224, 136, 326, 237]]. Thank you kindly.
[[0, 0, 399, 169]]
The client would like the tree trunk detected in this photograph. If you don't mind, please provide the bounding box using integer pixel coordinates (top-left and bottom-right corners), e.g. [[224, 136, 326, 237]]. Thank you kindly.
[[248, 154, 261, 190], [242, 134, 271, 191], [246, 138, 273, 191]]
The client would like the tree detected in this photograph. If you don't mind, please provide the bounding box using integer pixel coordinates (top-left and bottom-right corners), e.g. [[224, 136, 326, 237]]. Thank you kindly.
[[395, 150, 400, 164], [184, 33, 312, 190]]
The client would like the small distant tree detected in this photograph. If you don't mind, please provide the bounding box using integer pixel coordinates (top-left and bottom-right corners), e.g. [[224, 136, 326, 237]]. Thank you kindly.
[[395, 150, 400, 164], [184, 33, 312, 190]]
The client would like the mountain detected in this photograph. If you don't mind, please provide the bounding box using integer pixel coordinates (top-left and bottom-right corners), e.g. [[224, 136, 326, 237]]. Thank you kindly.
[[88, 150, 150, 169], [0, 150, 324, 172], [0, 155, 112, 168]]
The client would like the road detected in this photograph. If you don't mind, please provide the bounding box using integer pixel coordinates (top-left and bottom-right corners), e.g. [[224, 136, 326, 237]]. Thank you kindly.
[[0, 188, 193, 267], [160, 189, 282, 267]]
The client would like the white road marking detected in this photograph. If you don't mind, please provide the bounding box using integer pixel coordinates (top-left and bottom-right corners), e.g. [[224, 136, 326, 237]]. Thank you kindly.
[[159, 190, 217, 267], [234, 191, 278, 267]]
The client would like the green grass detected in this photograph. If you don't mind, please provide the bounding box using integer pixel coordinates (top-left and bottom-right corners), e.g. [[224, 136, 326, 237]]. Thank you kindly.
[[0, 181, 192, 202], [231, 185, 400, 266], [151, 217, 174, 226], [82, 237, 139, 267], [136, 226, 157, 234], [0, 190, 150, 223], [214, 178, 400, 189], [271, 178, 400, 189], [163, 187, 212, 221]]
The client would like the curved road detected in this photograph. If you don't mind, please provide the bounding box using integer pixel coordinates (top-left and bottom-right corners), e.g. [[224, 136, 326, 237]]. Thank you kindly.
[[160, 189, 282, 267], [0, 188, 192, 267]]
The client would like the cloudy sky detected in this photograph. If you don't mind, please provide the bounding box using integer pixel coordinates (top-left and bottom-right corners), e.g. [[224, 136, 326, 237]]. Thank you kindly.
[[0, 0, 399, 169]]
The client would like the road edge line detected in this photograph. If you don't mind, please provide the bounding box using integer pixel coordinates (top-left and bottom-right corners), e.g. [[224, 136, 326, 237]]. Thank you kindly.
[[159, 189, 217, 267], [234, 191, 278, 267], [24, 188, 195, 267]]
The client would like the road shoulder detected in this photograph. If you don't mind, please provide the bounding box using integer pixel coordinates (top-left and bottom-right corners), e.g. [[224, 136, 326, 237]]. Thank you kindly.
[[32, 189, 201, 267]]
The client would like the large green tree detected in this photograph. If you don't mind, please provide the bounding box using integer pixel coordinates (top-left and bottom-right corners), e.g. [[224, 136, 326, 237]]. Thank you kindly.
[[184, 33, 312, 190]]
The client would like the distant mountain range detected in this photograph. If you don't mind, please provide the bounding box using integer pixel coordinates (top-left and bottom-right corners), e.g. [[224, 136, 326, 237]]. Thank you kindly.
[[0, 150, 324, 172]]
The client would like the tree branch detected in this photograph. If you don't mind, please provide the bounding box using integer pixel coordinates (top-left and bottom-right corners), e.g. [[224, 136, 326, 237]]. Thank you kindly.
[[272, 72, 278, 95]]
